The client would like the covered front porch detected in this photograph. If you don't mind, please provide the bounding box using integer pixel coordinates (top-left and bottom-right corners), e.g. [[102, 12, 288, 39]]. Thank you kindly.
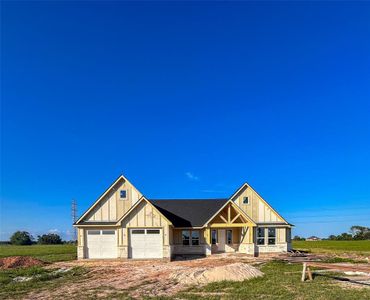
[[204, 201, 256, 254], [170, 201, 256, 256]]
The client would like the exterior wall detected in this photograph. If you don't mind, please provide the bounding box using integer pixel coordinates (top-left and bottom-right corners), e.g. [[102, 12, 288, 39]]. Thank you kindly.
[[77, 228, 85, 259], [253, 227, 290, 254], [233, 185, 284, 223], [84, 177, 142, 222], [172, 228, 207, 255], [119, 200, 171, 258]]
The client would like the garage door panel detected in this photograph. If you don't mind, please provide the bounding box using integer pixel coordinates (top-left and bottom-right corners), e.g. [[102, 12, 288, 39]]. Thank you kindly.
[[86, 230, 117, 259], [129, 228, 163, 259]]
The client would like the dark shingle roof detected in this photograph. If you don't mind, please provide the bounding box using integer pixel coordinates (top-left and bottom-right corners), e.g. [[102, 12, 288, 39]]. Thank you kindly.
[[149, 199, 228, 227]]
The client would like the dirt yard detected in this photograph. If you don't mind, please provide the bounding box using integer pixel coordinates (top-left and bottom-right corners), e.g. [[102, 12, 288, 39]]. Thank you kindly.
[[4, 253, 370, 299], [26, 254, 265, 299]]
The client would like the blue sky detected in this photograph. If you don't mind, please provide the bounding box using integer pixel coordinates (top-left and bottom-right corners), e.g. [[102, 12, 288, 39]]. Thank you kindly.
[[1, 1, 369, 240]]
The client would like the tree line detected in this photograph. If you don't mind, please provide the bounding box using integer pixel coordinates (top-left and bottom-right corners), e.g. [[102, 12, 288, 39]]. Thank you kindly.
[[293, 225, 370, 241], [8, 231, 75, 245]]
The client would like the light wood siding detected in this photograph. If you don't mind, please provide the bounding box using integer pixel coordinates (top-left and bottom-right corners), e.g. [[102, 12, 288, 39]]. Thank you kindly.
[[84, 178, 142, 222], [234, 186, 283, 222], [121, 200, 170, 246], [277, 228, 286, 243]]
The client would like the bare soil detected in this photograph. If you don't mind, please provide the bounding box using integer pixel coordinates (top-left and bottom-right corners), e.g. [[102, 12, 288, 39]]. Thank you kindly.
[[0, 256, 45, 269], [26, 254, 265, 299], [21, 253, 370, 299]]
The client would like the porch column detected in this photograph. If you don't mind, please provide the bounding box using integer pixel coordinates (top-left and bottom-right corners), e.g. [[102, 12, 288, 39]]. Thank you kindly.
[[204, 228, 212, 256], [77, 228, 86, 259]]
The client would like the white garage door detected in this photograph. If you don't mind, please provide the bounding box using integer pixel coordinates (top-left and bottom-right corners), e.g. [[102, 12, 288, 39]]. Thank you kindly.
[[129, 229, 163, 259], [86, 230, 117, 259]]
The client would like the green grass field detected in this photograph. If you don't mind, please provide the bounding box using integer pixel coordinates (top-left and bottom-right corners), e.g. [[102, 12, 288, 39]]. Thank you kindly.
[[0, 244, 77, 263], [0, 243, 369, 299], [293, 240, 370, 256], [175, 261, 370, 300]]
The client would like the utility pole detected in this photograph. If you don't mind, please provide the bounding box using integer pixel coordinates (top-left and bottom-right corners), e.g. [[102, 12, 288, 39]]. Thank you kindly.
[[71, 199, 77, 242]]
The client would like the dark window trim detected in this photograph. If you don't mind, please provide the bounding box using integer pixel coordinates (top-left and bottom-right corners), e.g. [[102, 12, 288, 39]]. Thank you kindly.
[[226, 229, 233, 244]]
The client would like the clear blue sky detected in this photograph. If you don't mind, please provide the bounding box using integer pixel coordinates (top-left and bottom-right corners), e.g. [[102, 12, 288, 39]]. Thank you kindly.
[[1, 1, 369, 240]]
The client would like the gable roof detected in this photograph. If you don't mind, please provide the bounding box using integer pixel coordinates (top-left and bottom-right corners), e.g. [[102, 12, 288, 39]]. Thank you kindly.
[[115, 196, 173, 226], [229, 182, 290, 225], [75, 174, 142, 225], [150, 199, 228, 227]]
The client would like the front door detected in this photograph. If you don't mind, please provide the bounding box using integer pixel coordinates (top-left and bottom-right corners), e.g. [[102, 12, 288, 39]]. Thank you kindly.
[[218, 229, 226, 252]]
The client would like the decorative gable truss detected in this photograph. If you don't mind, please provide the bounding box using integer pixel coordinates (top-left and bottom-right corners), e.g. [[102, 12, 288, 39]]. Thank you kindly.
[[205, 201, 256, 228]]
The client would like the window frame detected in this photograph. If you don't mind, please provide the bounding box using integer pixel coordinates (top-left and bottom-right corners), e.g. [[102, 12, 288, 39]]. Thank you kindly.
[[120, 190, 127, 199], [182, 230, 202, 246], [87, 230, 100, 235], [182, 230, 190, 246], [243, 196, 249, 204], [191, 230, 200, 246], [226, 229, 233, 244], [267, 227, 276, 245], [102, 230, 115, 235], [211, 229, 217, 245], [256, 227, 265, 245]]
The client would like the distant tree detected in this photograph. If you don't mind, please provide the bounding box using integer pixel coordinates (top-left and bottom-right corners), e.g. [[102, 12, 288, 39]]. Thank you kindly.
[[350, 226, 370, 240], [293, 235, 305, 241], [10, 231, 33, 245], [37, 233, 63, 245], [336, 232, 352, 241], [328, 235, 337, 240]]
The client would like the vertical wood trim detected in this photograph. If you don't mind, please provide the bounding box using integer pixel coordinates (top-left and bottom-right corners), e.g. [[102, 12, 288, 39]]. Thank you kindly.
[[115, 192, 118, 220], [144, 204, 146, 227], [151, 206, 154, 226], [228, 205, 231, 223], [108, 195, 110, 221]]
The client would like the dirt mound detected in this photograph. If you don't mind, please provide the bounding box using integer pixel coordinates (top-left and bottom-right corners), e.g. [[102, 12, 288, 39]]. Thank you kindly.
[[169, 262, 263, 285], [0, 256, 45, 269]]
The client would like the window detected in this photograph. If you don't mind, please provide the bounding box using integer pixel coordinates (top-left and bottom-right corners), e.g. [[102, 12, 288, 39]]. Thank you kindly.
[[147, 229, 160, 234], [102, 230, 115, 235], [286, 228, 291, 243], [257, 227, 265, 245], [88, 230, 100, 235], [211, 230, 217, 244], [120, 190, 127, 199], [191, 230, 200, 245], [243, 196, 249, 204], [268, 228, 276, 245], [131, 229, 145, 234], [182, 230, 190, 245], [227, 230, 232, 244]]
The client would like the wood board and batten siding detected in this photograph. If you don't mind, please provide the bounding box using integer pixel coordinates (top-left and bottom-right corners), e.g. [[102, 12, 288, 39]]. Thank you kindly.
[[233, 185, 284, 223], [119, 200, 172, 258], [85, 178, 142, 222]]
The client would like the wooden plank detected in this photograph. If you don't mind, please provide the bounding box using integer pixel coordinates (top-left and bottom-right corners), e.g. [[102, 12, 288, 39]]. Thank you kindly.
[[307, 267, 313, 281], [231, 213, 241, 224], [228, 205, 231, 223], [301, 263, 307, 282], [210, 223, 250, 228], [219, 214, 228, 223]]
